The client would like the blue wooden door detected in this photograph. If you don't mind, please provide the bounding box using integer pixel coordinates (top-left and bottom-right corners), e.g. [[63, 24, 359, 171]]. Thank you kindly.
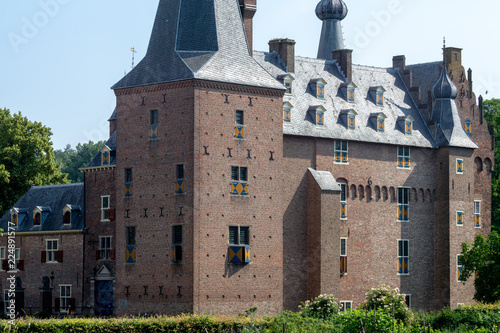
[[95, 280, 113, 316]]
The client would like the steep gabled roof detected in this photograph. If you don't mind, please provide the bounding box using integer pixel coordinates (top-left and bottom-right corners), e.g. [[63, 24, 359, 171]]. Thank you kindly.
[[112, 0, 284, 91]]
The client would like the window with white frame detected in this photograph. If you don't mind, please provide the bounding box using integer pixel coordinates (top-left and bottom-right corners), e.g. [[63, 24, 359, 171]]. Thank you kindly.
[[340, 301, 352, 312], [397, 146, 410, 169], [397, 187, 409, 222], [60, 285, 71, 313], [335, 140, 348, 164], [99, 236, 112, 260], [231, 166, 248, 196], [398, 240, 409, 275], [474, 201, 481, 228], [3, 290, 11, 314], [101, 196, 110, 221], [46, 240, 58, 263], [340, 237, 347, 275]]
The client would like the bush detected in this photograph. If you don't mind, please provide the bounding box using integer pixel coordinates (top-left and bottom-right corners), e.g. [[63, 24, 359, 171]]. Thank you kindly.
[[299, 293, 340, 320], [360, 284, 412, 324], [331, 308, 408, 333]]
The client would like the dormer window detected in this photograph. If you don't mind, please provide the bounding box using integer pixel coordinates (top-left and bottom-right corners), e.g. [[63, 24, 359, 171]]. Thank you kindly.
[[279, 74, 295, 95], [33, 206, 51, 226], [369, 86, 386, 106], [370, 112, 387, 133], [309, 105, 327, 126], [101, 146, 111, 166], [310, 78, 327, 99], [10, 210, 18, 226], [339, 109, 357, 130], [340, 82, 357, 103], [405, 116, 414, 135], [347, 110, 357, 130], [62, 205, 80, 225], [283, 102, 293, 123]]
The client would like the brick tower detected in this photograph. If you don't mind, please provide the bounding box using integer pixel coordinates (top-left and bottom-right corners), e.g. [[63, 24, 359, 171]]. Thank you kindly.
[[109, 0, 285, 315]]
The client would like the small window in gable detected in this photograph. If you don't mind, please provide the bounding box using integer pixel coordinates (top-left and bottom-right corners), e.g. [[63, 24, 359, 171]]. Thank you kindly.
[[369, 86, 386, 106], [33, 206, 51, 226], [370, 113, 387, 133], [340, 82, 357, 103], [283, 102, 293, 123], [310, 78, 327, 99], [309, 105, 327, 126], [405, 116, 414, 135], [100, 146, 111, 166], [340, 109, 357, 130], [279, 74, 295, 95], [62, 205, 80, 225]]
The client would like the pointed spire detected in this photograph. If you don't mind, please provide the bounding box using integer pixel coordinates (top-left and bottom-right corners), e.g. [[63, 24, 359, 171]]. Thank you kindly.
[[316, 0, 348, 60]]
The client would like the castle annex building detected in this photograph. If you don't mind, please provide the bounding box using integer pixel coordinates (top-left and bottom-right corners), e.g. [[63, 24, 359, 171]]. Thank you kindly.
[[0, 0, 493, 316]]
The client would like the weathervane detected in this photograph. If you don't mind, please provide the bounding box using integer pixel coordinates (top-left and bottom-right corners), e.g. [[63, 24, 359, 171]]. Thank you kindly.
[[131, 47, 137, 69]]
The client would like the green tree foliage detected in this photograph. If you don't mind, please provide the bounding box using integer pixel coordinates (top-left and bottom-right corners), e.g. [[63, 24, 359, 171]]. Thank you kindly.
[[461, 231, 500, 303], [0, 108, 68, 215], [54, 140, 105, 183], [483, 99, 500, 232]]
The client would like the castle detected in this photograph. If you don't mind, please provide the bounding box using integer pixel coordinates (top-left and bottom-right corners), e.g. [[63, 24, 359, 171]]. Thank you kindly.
[[0, 0, 493, 316]]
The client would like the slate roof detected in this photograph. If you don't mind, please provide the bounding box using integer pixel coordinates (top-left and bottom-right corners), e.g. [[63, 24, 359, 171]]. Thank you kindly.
[[112, 0, 284, 91], [406, 61, 441, 105], [254, 52, 436, 148], [0, 183, 84, 232], [86, 131, 116, 168], [308, 168, 342, 192]]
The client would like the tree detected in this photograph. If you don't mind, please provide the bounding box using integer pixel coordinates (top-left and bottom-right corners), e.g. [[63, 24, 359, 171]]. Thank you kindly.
[[461, 231, 500, 303], [0, 108, 68, 215], [483, 99, 500, 232], [54, 140, 105, 183]]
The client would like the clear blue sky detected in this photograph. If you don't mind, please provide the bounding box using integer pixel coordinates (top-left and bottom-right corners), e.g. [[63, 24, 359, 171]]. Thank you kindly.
[[1, 0, 499, 150]]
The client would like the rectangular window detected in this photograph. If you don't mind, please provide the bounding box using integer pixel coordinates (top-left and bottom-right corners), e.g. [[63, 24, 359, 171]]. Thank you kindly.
[[474, 201, 481, 228], [340, 237, 347, 275], [405, 295, 411, 308], [46, 240, 59, 263], [101, 196, 110, 221], [60, 285, 71, 313], [99, 236, 112, 260], [317, 84, 325, 99], [124, 169, 133, 197], [335, 140, 348, 164], [150, 110, 158, 125], [397, 187, 409, 222], [0, 247, 5, 261], [457, 254, 464, 282], [172, 225, 183, 262], [457, 211, 464, 226], [285, 81, 292, 94], [229, 226, 250, 245], [283, 107, 291, 123], [340, 183, 347, 219], [340, 301, 352, 312], [231, 166, 248, 196], [176, 164, 185, 194], [398, 240, 409, 275], [397, 146, 410, 168], [127, 227, 136, 246], [235, 110, 245, 139], [3, 290, 11, 314], [457, 159, 464, 174]]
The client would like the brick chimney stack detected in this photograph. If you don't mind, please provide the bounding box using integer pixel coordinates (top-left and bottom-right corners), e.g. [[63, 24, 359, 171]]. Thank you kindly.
[[239, 0, 257, 55], [332, 49, 353, 82], [268, 38, 296, 73]]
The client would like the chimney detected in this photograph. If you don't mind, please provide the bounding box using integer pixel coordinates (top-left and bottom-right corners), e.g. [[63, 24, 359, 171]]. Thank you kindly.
[[332, 49, 353, 82], [239, 0, 257, 56], [268, 38, 296, 73], [392, 55, 406, 71]]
